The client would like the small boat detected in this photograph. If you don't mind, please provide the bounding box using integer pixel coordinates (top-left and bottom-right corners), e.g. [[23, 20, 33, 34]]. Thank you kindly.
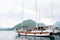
[[47, 25, 60, 34], [52, 27, 60, 33], [16, 26, 53, 37], [50, 26, 60, 34]]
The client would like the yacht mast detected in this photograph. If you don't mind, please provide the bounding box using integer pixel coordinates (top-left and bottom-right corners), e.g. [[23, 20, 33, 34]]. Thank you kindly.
[[35, 0, 38, 27], [39, 7, 40, 26], [21, 0, 24, 26], [50, 0, 54, 22]]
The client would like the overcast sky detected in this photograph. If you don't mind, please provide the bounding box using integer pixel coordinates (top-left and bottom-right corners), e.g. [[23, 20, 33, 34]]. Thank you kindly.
[[0, 0, 60, 28]]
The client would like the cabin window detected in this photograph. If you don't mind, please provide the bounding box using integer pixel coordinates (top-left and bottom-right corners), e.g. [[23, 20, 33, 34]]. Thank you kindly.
[[38, 27, 41, 30]]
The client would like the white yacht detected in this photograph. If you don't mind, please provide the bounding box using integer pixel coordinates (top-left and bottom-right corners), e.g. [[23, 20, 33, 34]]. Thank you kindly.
[[16, 26, 53, 37]]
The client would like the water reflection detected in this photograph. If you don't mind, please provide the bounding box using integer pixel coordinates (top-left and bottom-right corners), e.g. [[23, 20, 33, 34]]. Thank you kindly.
[[15, 34, 56, 40], [49, 36, 55, 40], [15, 34, 20, 39], [57, 34, 60, 40]]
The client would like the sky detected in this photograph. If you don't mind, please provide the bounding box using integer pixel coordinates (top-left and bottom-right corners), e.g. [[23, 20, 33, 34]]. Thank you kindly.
[[0, 0, 60, 28]]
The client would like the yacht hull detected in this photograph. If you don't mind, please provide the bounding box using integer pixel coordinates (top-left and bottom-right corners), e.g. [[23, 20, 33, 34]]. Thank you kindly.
[[18, 33, 50, 37]]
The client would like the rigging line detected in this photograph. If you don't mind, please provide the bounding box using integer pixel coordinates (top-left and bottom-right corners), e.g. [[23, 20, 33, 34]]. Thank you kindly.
[[35, 0, 38, 27], [21, 0, 24, 26], [50, 0, 54, 21], [39, 7, 41, 26], [38, 0, 41, 26]]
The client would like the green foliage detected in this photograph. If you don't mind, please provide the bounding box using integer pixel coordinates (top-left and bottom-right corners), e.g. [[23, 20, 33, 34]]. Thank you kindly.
[[13, 19, 45, 29]]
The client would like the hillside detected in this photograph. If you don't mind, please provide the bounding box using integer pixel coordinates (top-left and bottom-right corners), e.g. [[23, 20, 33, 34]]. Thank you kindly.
[[13, 19, 45, 29], [54, 21, 60, 27]]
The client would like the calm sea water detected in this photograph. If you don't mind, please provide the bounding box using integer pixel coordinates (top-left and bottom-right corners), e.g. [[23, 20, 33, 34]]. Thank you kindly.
[[0, 31, 60, 40]]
